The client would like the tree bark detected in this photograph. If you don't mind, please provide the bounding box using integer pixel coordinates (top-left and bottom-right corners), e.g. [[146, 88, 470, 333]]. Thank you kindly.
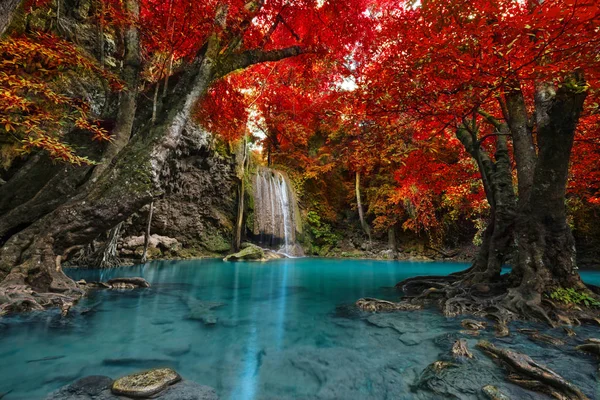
[[355, 171, 372, 243], [141, 201, 153, 263], [233, 135, 248, 252], [89, 0, 141, 182], [0, 0, 21, 37], [511, 72, 588, 302]]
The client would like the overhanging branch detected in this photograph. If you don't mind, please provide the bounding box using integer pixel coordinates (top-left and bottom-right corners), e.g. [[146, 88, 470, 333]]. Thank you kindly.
[[219, 45, 305, 77]]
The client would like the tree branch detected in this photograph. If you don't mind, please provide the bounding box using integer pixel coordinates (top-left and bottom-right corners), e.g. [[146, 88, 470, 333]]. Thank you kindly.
[[219, 45, 305, 77]]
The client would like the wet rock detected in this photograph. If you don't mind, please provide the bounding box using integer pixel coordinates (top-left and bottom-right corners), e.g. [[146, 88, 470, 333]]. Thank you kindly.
[[45, 375, 219, 400], [495, 322, 510, 338], [151, 380, 219, 400], [111, 368, 181, 397], [576, 342, 600, 356], [45, 375, 114, 399], [121, 235, 181, 252], [106, 277, 150, 289], [482, 385, 511, 400], [80, 277, 150, 290], [461, 319, 487, 331], [451, 339, 474, 360], [223, 243, 265, 261]]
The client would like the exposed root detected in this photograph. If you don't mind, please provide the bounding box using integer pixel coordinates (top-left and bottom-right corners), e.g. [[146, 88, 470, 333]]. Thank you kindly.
[[517, 329, 565, 346], [477, 340, 589, 400], [394, 270, 600, 326], [451, 339, 473, 359], [355, 297, 422, 312]]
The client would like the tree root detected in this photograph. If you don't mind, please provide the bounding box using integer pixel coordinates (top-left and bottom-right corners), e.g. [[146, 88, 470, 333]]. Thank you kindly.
[[394, 271, 600, 326], [477, 340, 589, 400], [355, 297, 422, 312], [451, 339, 473, 359]]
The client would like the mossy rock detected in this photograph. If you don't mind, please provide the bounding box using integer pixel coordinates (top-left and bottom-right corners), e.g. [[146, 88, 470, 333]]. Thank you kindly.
[[200, 231, 231, 253], [134, 246, 162, 259], [224, 244, 264, 261], [111, 368, 181, 398]]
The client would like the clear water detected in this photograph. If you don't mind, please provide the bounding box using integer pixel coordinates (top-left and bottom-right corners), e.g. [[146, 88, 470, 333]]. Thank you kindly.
[[1, 259, 599, 399]]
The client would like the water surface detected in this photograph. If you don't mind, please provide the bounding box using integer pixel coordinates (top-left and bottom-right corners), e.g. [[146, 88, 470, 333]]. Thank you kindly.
[[1, 258, 599, 399]]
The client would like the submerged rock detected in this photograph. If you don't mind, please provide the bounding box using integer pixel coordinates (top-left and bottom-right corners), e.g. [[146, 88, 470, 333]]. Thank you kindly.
[[45, 373, 218, 400], [45, 375, 114, 399], [107, 277, 151, 289], [482, 385, 511, 400], [111, 368, 181, 397], [185, 298, 225, 325]]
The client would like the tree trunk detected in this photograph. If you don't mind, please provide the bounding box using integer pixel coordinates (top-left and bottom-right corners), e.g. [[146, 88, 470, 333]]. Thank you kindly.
[[355, 171, 372, 243], [509, 72, 588, 305], [89, 0, 141, 182], [0, 34, 221, 302], [141, 201, 154, 263], [398, 75, 590, 323], [233, 136, 248, 252], [0, 0, 21, 36], [0, 30, 305, 310]]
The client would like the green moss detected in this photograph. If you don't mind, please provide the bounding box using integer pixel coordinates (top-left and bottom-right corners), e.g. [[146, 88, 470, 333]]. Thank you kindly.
[[199, 231, 231, 253]]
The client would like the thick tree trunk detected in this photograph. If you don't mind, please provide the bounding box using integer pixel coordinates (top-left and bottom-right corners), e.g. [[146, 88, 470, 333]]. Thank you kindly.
[[510, 73, 588, 304], [398, 75, 590, 324], [0, 30, 305, 311], [89, 0, 141, 182], [0, 36, 220, 303]]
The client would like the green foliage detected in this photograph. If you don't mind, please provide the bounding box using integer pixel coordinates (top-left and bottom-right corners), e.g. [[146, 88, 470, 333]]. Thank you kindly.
[[548, 288, 600, 308], [306, 211, 340, 254]]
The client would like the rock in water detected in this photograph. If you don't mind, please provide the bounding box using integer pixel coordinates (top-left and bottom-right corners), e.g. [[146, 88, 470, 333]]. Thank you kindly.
[[106, 277, 150, 289], [223, 244, 265, 261], [45, 376, 114, 399], [45, 375, 219, 400], [111, 368, 181, 397], [482, 385, 511, 400]]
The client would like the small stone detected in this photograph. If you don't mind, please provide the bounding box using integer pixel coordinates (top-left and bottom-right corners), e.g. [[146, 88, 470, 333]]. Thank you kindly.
[[482, 385, 511, 400], [111, 368, 181, 398]]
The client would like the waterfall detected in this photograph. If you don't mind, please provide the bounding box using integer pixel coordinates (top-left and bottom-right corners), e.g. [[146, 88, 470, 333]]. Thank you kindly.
[[253, 167, 303, 257]]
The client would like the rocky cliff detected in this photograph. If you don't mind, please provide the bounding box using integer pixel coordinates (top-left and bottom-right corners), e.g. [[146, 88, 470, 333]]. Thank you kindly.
[[117, 123, 240, 261]]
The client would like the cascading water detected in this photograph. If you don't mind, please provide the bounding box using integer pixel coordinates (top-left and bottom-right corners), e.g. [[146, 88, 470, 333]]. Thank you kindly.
[[253, 167, 304, 257]]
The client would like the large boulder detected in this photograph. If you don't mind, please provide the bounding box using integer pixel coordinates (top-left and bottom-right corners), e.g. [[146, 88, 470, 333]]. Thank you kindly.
[[223, 243, 265, 261]]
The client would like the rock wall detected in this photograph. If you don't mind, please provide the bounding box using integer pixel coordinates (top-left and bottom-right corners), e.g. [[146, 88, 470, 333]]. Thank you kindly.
[[121, 123, 239, 260]]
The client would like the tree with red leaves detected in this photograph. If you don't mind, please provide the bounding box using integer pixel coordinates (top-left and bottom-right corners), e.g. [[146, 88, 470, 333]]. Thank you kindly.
[[0, 0, 376, 312], [357, 0, 600, 323]]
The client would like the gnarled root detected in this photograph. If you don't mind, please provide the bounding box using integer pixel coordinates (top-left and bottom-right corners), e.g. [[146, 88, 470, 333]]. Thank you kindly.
[[355, 297, 422, 312], [451, 339, 473, 360], [477, 340, 589, 400]]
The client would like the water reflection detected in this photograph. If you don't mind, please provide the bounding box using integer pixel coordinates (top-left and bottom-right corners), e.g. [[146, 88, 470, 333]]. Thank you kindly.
[[1, 259, 599, 399]]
